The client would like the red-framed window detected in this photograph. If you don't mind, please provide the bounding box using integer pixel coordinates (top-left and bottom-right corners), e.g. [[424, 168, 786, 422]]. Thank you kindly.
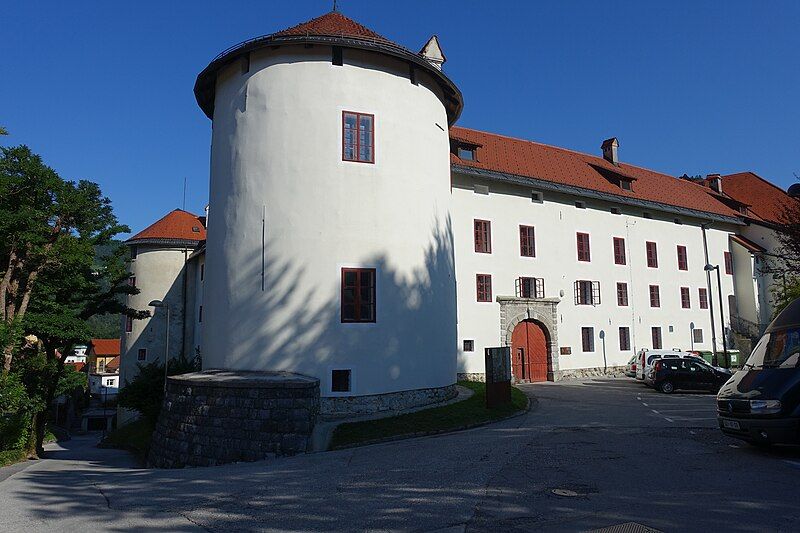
[[474, 219, 491, 253], [517, 277, 545, 298], [137, 348, 147, 361], [581, 327, 595, 352], [125, 315, 133, 333], [646, 241, 658, 268], [680, 287, 690, 308], [699, 288, 709, 309], [577, 232, 591, 262], [575, 280, 600, 305], [724, 251, 733, 274], [677, 245, 688, 271], [619, 327, 631, 351], [341, 268, 376, 323], [616, 282, 629, 306], [128, 276, 136, 287], [613, 237, 626, 265], [342, 111, 374, 163], [519, 225, 536, 257], [649, 285, 661, 307], [476, 274, 492, 302], [652, 327, 663, 349]]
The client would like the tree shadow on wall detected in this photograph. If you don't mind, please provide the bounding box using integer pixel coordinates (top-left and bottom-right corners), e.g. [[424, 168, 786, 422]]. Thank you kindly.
[[207, 215, 459, 395]]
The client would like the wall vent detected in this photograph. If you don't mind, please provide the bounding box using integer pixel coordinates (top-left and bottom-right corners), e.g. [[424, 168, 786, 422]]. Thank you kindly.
[[473, 184, 489, 195]]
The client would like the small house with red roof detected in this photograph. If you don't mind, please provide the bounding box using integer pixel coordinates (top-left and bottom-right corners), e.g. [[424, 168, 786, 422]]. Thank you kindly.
[[121, 9, 796, 415]]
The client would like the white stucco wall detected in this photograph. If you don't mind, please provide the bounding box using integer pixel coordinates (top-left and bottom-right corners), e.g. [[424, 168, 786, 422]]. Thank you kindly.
[[451, 174, 739, 375], [741, 222, 785, 324], [202, 45, 457, 397]]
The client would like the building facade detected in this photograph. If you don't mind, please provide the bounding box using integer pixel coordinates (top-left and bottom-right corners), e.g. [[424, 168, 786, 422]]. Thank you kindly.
[[119, 11, 798, 415]]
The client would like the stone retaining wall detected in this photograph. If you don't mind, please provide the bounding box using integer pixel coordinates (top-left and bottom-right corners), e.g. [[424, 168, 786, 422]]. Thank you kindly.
[[457, 372, 486, 382], [148, 370, 319, 468], [320, 384, 457, 418], [558, 365, 627, 380]]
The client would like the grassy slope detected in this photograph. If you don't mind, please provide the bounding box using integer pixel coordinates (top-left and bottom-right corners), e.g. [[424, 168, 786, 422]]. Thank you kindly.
[[330, 381, 528, 449]]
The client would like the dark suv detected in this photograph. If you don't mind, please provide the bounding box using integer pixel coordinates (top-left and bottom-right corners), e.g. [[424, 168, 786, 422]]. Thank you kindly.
[[649, 357, 732, 394], [717, 297, 800, 446]]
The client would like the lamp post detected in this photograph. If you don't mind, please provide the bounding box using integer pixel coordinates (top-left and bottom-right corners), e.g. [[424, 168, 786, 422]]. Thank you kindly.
[[149, 300, 170, 393], [704, 264, 728, 366]]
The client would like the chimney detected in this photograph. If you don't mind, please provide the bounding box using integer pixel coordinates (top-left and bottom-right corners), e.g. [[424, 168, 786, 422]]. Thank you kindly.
[[601, 138, 619, 165], [706, 173, 722, 194], [419, 35, 446, 71]]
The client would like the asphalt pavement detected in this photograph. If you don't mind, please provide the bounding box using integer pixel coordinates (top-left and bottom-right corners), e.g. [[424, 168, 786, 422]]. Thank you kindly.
[[1, 378, 798, 532]]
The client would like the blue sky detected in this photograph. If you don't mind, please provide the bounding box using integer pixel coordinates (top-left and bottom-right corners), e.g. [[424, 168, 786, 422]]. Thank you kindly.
[[3, 1, 799, 236]]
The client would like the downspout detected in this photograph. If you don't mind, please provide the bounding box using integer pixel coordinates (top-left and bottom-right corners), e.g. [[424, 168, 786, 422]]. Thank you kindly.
[[701, 224, 718, 365]]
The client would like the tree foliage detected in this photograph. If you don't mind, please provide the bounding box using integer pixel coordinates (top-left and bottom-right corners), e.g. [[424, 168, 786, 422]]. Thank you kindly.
[[0, 144, 143, 456], [117, 355, 200, 425]]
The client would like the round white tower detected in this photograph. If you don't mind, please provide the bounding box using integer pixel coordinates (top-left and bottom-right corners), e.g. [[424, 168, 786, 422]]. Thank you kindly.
[[194, 11, 463, 414], [118, 209, 206, 423]]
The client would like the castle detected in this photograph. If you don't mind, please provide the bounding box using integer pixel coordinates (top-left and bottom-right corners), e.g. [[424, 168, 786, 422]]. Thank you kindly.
[[119, 11, 797, 418]]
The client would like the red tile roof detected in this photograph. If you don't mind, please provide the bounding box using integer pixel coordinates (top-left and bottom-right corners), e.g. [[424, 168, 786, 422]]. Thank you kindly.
[[105, 356, 121, 373], [90, 339, 120, 357], [450, 127, 741, 219], [274, 11, 396, 46], [722, 172, 796, 225], [730, 234, 766, 253], [128, 209, 206, 243]]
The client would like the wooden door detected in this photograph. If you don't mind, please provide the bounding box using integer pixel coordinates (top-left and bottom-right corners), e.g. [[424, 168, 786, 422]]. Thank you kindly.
[[511, 320, 549, 382]]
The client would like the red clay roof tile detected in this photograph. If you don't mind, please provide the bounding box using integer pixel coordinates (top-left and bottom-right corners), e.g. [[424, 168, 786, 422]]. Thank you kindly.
[[723, 172, 796, 225], [90, 339, 120, 356], [128, 209, 206, 243], [450, 126, 741, 219], [274, 11, 396, 46]]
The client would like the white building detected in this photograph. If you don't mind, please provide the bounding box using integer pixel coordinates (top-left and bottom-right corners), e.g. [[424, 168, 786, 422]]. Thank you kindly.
[[64, 345, 87, 364], [120, 11, 797, 414]]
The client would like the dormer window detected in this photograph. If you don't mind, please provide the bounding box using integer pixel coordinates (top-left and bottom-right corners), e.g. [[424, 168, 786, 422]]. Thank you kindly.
[[450, 137, 482, 162], [457, 147, 475, 161], [620, 179, 633, 191]]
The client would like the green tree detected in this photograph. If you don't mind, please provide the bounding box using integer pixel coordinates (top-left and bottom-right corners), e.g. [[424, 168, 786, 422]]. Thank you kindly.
[[0, 127, 8, 135], [0, 145, 145, 455], [118, 355, 200, 425]]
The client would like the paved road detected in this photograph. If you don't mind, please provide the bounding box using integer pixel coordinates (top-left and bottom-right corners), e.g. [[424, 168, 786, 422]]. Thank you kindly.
[[1, 378, 799, 532]]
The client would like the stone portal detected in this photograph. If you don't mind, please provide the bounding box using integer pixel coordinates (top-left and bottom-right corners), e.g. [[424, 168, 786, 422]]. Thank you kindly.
[[498, 296, 561, 381]]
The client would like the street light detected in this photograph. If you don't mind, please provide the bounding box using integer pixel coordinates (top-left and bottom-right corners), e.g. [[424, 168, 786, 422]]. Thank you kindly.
[[149, 300, 170, 393], [704, 264, 728, 366]]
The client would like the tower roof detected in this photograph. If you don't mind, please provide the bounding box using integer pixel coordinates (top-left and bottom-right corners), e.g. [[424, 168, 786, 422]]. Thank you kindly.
[[194, 11, 463, 125], [127, 209, 206, 246], [273, 11, 395, 45]]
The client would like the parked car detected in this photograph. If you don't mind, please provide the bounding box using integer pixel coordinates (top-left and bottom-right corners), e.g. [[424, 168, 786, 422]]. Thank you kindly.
[[717, 297, 800, 446], [625, 355, 637, 378], [648, 356, 733, 393], [636, 349, 694, 383]]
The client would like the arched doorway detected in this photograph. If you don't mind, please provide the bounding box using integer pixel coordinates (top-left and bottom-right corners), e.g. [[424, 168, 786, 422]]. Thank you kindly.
[[511, 320, 549, 382]]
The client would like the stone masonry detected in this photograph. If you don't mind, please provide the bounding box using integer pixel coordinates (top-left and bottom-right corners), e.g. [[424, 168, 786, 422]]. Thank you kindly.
[[148, 370, 319, 468], [321, 384, 457, 418]]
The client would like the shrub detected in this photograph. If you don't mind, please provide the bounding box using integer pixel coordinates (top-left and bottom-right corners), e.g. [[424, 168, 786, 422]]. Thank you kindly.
[[117, 354, 199, 425]]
